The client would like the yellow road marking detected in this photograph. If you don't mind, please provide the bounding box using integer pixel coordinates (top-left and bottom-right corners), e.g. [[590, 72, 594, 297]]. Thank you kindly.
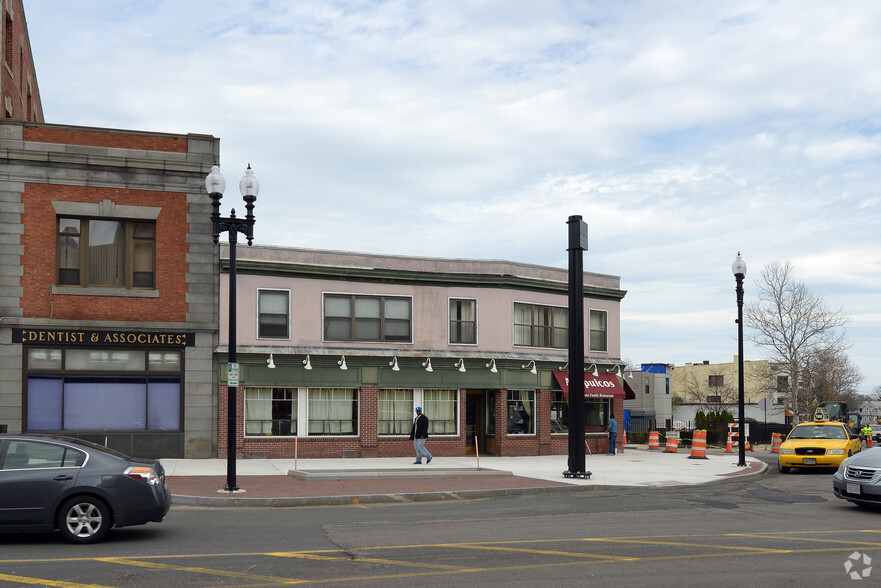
[[96, 557, 306, 584], [269, 552, 464, 570], [451, 543, 636, 560], [0, 574, 111, 588]]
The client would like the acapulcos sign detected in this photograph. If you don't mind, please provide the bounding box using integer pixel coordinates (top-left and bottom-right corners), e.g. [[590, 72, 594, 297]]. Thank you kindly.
[[552, 370, 625, 399]]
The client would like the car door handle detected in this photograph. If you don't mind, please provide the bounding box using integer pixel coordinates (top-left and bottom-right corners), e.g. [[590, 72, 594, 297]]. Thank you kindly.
[[53, 475, 74, 481]]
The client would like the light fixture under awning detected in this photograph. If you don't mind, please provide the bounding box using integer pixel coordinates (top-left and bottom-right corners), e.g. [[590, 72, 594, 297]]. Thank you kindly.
[[553, 370, 627, 399]]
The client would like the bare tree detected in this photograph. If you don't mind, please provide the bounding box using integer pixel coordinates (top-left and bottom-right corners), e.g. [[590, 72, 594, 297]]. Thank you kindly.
[[744, 261, 852, 424], [799, 348, 864, 413]]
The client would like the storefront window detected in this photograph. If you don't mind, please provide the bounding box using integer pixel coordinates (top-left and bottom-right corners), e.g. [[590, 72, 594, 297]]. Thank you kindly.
[[308, 388, 358, 435], [551, 391, 568, 433], [507, 390, 535, 434], [378, 389, 413, 435], [585, 399, 610, 427], [24, 348, 182, 433], [424, 389, 458, 435], [245, 387, 296, 436], [550, 395, 610, 431]]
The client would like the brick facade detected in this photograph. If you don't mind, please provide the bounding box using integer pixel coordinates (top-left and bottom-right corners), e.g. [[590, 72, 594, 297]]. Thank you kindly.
[[0, 120, 220, 458], [20, 184, 190, 322], [219, 385, 622, 459]]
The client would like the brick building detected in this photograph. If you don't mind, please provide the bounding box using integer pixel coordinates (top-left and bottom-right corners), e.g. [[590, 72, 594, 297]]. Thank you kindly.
[[0, 0, 42, 122], [0, 120, 220, 458], [214, 245, 630, 459]]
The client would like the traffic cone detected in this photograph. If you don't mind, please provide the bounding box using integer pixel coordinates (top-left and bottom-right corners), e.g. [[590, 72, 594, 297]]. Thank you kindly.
[[623, 429, 628, 444], [725, 432, 733, 453]]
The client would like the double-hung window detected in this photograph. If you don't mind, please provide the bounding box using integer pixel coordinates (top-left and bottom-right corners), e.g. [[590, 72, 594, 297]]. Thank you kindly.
[[589, 309, 608, 352], [258, 289, 290, 339], [513, 303, 567, 349], [449, 298, 477, 344], [57, 217, 156, 289], [324, 294, 412, 342]]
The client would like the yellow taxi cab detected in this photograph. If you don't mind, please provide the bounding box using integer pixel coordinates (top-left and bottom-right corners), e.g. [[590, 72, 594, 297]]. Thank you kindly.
[[778, 408, 862, 473]]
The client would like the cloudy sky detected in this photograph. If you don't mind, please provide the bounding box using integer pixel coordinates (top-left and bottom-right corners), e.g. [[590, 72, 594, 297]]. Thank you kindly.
[[24, 1, 881, 393]]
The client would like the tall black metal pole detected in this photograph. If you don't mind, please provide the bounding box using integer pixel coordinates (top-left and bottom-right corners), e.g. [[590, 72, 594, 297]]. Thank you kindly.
[[735, 261, 746, 468], [225, 228, 239, 491], [565, 215, 587, 476], [207, 164, 257, 493]]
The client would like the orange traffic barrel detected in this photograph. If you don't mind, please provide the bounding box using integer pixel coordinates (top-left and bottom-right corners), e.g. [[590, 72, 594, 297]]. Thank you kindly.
[[689, 430, 708, 459], [770, 433, 782, 453], [664, 433, 679, 453], [648, 430, 660, 450]]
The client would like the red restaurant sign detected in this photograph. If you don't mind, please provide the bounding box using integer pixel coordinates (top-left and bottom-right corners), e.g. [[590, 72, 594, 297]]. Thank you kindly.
[[553, 370, 626, 399]]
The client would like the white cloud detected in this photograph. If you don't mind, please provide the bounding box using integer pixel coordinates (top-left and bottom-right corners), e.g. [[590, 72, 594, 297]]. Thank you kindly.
[[24, 0, 881, 391]]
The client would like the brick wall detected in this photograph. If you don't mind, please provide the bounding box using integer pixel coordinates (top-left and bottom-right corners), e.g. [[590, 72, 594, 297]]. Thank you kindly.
[[22, 126, 186, 151], [217, 387, 623, 459], [20, 183, 190, 322]]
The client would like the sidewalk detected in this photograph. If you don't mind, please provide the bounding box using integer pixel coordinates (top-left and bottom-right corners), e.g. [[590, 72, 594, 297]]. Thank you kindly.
[[162, 446, 768, 507]]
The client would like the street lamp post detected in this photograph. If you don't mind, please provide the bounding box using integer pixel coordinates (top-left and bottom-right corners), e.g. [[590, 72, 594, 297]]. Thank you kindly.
[[206, 164, 259, 492], [732, 252, 747, 468]]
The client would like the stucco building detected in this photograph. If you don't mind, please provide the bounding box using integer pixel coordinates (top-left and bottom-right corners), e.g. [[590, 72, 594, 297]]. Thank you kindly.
[[672, 357, 787, 406], [214, 244, 630, 458]]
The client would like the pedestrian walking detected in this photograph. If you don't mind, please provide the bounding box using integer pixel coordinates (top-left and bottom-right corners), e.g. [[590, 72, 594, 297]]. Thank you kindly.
[[410, 406, 432, 464], [607, 413, 618, 455]]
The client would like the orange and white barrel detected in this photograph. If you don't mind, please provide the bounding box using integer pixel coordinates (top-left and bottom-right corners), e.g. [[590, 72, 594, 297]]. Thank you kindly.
[[689, 430, 708, 460], [648, 430, 660, 450]]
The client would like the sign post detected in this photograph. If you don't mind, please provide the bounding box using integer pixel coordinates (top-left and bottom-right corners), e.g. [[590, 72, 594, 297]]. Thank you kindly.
[[564, 215, 590, 479]]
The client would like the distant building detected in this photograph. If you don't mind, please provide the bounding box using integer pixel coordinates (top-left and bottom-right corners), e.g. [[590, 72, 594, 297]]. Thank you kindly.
[[0, 0, 43, 122], [623, 363, 672, 430], [672, 357, 788, 406]]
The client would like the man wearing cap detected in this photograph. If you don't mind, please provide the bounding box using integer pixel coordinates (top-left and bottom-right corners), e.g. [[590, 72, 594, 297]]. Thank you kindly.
[[410, 406, 432, 464]]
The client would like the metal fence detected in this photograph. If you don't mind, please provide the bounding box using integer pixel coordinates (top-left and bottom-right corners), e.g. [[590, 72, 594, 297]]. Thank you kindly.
[[626, 417, 792, 447]]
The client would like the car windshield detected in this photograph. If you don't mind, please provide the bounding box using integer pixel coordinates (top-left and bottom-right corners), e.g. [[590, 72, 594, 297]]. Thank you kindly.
[[787, 424, 847, 440]]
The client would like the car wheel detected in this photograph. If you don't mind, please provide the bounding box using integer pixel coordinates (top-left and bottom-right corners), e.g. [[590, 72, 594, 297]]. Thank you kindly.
[[777, 461, 790, 473], [58, 496, 111, 544]]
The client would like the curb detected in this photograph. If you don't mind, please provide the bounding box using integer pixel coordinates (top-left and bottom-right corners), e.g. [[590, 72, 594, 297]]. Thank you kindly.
[[170, 461, 769, 508]]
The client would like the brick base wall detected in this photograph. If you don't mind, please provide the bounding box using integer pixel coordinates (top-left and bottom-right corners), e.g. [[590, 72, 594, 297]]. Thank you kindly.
[[217, 387, 624, 459]]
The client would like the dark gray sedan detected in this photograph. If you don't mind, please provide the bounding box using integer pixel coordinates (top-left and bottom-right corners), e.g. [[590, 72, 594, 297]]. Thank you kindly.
[[0, 434, 171, 543], [833, 446, 881, 509]]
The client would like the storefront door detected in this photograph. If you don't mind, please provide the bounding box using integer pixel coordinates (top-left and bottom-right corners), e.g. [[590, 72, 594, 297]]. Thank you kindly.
[[465, 390, 495, 455]]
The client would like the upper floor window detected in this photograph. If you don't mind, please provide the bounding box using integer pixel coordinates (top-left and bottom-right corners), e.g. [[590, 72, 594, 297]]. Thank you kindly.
[[589, 309, 607, 352], [258, 289, 290, 339], [709, 375, 724, 387], [449, 298, 477, 344], [323, 294, 412, 342], [776, 375, 789, 392], [57, 217, 155, 289], [513, 303, 567, 349]]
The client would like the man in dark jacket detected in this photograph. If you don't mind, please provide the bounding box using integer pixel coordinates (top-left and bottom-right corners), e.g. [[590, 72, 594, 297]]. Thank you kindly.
[[409, 406, 432, 464]]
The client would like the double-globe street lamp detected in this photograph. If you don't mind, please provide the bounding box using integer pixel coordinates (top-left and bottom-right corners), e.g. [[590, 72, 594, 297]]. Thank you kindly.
[[206, 163, 259, 492], [732, 252, 747, 468]]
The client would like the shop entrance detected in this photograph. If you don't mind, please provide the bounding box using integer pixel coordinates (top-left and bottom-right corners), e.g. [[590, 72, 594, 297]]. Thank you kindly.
[[465, 390, 495, 455]]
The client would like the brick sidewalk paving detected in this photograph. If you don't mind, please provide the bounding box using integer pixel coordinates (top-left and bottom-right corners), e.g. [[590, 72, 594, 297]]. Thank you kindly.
[[167, 474, 571, 500]]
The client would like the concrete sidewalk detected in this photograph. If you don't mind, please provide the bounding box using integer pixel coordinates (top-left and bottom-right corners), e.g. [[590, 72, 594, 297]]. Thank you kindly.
[[162, 446, 768, 507]]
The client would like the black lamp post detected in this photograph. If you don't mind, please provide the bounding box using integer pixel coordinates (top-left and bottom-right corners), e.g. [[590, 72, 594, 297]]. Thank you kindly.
[[206, 163, 259, 492], [732, 252, 747, 468]]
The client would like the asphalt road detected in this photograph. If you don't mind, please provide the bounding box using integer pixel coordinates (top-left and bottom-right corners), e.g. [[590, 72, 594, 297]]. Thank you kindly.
[[0, 460, 878, 587]]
